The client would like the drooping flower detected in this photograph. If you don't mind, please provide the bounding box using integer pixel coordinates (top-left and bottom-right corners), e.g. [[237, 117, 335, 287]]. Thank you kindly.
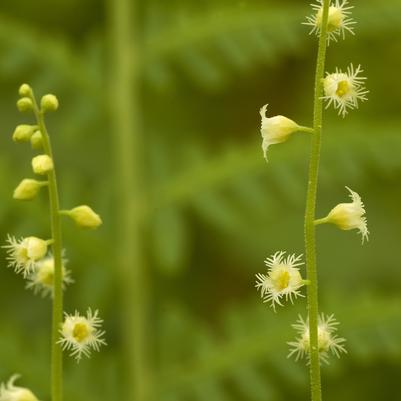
[[316, 186, 368, 243], [26, 255, 73, 298], [259, 105, 310, 161], [322, 64, 368, 117], [255, 251, 305, 311], [0, 375, 39, 401], [288, 314, 347, 364], [58, 308, 106, 362], [2, 235, 49, 277], [303, 0, 356, 43]]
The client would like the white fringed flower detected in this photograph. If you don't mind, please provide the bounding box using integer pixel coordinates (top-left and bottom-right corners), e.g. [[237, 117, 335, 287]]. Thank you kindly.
[[288, 314, 347, 364], [26, 255, 73, 298], [303, 0, 356, 43], [259, 105, 305, 161], [0, 375, 39, 401], [58, 308, 106, 362], [322, 64, 368, 117], [255, 251, 305, 311], [2, 235, 49, 277], [317, 186, 369, 243]]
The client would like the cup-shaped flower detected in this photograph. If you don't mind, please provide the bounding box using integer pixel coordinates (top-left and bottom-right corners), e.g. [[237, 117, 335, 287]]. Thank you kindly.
[[32, 155, 54, 175], [26, 255, 73, 298], [260, 105, 309, 161], [12, 125, 37, 143], [316, 186, 368, 243], [322, 64, 368, 117], [288, 314, 347, 364], [13, 179, 47, 200], [304, 0, 356, 43], [255, 251, 305, 311], [58, 308, 106, 362], [61, 205, 102, 229], [0, 375, 39, 401], [2, 235, 49, 277]]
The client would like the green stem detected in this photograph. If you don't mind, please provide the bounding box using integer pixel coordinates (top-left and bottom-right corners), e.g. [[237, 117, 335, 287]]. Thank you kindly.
[[314, 217, 328, 226], [298, 126, 315, 134], [109, 0, 149, 400], [304, 1, 330, 401], [31, 93, 64, 401]]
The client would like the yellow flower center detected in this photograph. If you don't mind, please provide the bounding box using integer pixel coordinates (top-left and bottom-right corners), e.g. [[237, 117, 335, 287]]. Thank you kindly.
[[73, 323, 90, 342], [16, 247, 29, 263], [39, 269, 54, 286], [274, 270, 290, 291], [336, 80, 350, 97]]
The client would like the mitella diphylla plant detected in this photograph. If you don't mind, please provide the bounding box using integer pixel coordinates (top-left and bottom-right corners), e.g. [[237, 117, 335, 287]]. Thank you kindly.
[[1, 84, 105, 401], [255, 1, 369, 400]]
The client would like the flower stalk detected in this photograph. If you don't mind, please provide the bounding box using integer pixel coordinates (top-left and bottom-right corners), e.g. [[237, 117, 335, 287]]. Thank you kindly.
[[30, 90, 64, 401], [109, 0, 150, 399], [304, 0, 330, 400]]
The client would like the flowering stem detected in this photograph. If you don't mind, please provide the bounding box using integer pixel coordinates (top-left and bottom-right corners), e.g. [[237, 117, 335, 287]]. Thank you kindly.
[[304, 1, 330, 401], [109, 0, 150, 399], [31, 93, 64, 401]]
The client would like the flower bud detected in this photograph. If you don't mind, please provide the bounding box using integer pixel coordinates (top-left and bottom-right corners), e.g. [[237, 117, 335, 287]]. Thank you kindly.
[[61, 205, 102, 229], [17, 97, 33, 112], [259, 105, 303, 160], [19, 83, 32, 97], [12, 125, 37, 143], [41, 94, 59, 112], [32, 155, 54, 175], [0, 375, 39, 401], [30, 130, 43, 150], [13, 179, 47, 201]]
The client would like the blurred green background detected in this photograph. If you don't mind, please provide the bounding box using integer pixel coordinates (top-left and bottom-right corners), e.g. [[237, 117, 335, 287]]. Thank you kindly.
[[1, 0, 401, 400]]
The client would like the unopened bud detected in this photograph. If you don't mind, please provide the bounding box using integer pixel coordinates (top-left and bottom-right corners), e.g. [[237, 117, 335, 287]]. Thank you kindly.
[[12, 125, 37, 143], [30, 131, 43, 150], [19, 83, 32, 97], [13, 179, 47, 201], [17, 97, 33, 112], [61, 205, 102, 229], [41, 94, 59, 112], [32, 155, 54, 175]]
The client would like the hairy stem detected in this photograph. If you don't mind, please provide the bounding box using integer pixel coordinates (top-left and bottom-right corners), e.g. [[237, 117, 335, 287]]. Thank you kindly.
[[109, 0, 149, 400], [32, 93, 64, 401], [304, 1, 330, 401]]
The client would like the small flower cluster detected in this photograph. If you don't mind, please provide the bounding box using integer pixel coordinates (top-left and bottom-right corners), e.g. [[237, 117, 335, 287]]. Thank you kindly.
[[1, 84, 106, 397], [255, 0, 369, 365]]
